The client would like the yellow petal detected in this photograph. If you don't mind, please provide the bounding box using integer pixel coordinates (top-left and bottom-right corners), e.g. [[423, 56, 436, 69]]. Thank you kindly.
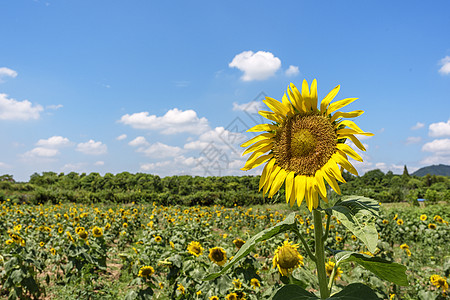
[[338, 120, 365, 133], [288, 179, 296, 207], [322, 167, 341, 194], [336, 128, 374, 136], [285, 171, 295, 204], [306, 177, 314, 211], [336, 143, 363, 162], [327, 159, 346, 183], [338, 134, 366, 151], [311, 184, 320, 209], [259, 158, 276, 191], [327, 98, 358, 115], [295, 175, 306, 207], [263, 97, 290, 116], [281, 93, 294, 115], [242, 139, 273, 156], [241, 132, 274, 148], [333, 153, 358, 176], [310, 79, 318, 110], [269, 169, 288, 198], [288, 84, 303, 112], [314, 169, 327, 199], [302, 80, 312, 111], [330, 110, 364, 123], [264, 166, 281, 195], [241, 149, 273, 170], [247, 123, 278, 133], [259, 111, 283, 123], [320, 85, 340, 112]]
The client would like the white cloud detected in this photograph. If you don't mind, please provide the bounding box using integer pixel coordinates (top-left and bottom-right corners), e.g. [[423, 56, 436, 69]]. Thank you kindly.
[[438, 56, 450, 75], [116, 134, 127, 141], [61, 163, 87, 172], [0, 162, 11, 168], [76, 140, 107, 155], [232, 101, 264, 114], [119, 108, 210, 135], [136, 142, 184, 158], [24, 147, 60, 158], [129, 136, 149, 147], [184, 127, 247, 152], [94, 161, 105, 166], [0, 67, 18, 82], [229, 51, 281, 81], [429, 120, 450, 137], [405, 136, 422, 145], [422, 138, 450, 155], [46, 104, 63, 110], [0, 93, 43, 121], [285, 65, 300, 77], [36, 136, 71, 148], [411, 122, 424, 130]]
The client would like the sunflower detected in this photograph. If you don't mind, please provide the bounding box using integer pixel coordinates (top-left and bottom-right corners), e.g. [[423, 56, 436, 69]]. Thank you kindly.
[[400, 243, 409, 250], [273, 240, 304, 276], [396, 219, 404, 225], [138, 265, 155, 278], [430, 275, 449, 292], [241, 79, 372, 211], [420, 214, 427, 221], [177, 283, 185, 294], [154, 235, 162, 243], [225, 293, 238, 300], [208, 247, 227, 266], [92, 226, 103, 238], [325, 260, 342, 280], [233, 238, 245, 249], [209, 296, 219, 300], [50, 248, 56, 255], [187, 241, 204, 257], [250, 278, 261, 289], [232, 278, 242, 289], [428, 223, 437, 230]]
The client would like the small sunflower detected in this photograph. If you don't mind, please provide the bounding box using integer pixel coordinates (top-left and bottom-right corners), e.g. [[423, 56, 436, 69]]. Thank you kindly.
[[420, 214, 427, 221], [154, 235, 162, 243], [272, 239, 304, 276], [39, 241, 45, 247], [138, 265, 155, 278], [434, 215, 444, 223], [250, 278, 261, 289], [225, 293, 238, 300], [396, 219, 404, 225], [177, 284, 185, 294], [325, 260, 342, 280], [428, 223, 437, 230], [382, 219, 389, 224], [241, 79, 372, 211], [187, 241, 204, 257], [430, 275, 449, 292], [92, 226, 103, 238], [209, 296, 219, 300], [233, 238, 245, 249], [208, 247, 227, 266], [400, 243, 409, 250]]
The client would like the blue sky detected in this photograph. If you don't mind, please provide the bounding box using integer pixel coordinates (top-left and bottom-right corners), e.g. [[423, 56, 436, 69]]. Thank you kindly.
[[1, 0, 450, 182]]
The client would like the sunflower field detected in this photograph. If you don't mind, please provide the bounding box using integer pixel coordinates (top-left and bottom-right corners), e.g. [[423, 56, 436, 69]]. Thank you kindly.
[[0, 197, 449, 300]]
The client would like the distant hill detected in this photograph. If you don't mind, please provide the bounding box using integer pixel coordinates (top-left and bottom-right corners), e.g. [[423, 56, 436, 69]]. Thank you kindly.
[[412, 164, 450, 177]]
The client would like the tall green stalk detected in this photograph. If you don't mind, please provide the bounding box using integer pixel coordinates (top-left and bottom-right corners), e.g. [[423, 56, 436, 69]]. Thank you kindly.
[[313, 209, 330, 299]]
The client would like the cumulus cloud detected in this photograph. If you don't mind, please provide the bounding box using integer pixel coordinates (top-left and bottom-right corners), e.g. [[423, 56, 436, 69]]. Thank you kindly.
[[116, 134, 127, 141], [184, 127, 247, 153], [46, 104, 63, 110], [422, 138, 450, 155], [0, 67, 18, 82], [229, 51, 281, 81], [285, 65, 300, 77], [76, 140, 107, 155], [94, 161, 105, 166], [0, 93, 43, 120], [232, 101, 264, 114], [36, 136, 71, 148], [438, 56, 450, 75], [128, 136, 149, 147], [119, 108, 210, 135], [411, 122, 424, 130], [405, 136, 422, 145], [23, 147, 60, 158], [429, 120, 450, 137], [136, 142, 184, 158]]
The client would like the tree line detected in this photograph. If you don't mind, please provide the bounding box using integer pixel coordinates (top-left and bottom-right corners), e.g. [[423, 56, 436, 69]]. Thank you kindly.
[[1, 168, 449, 206]]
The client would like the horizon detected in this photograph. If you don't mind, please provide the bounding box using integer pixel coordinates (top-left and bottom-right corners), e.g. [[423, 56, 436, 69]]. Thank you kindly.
[[1, 1, 450, 182]]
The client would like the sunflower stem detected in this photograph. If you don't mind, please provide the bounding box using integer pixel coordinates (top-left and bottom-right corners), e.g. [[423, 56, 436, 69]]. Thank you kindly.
[[293, 226, 316, 263], [313, 209, 330, 299]]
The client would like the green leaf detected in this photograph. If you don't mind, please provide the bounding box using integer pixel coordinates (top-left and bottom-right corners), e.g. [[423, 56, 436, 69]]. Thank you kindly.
[[273, 284, 319, 300], [203, 212, 297, 281], [335, 251, 408, 286], [328, 196, 379, 253], [328, 283, 380, 299]]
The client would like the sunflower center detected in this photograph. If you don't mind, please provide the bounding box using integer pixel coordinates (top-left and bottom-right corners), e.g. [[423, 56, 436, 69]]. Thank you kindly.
[[291, 129, 316, 157], [273, 113, 337, 176], [211, 249, 224, 262], [277, 246, 300, 269]]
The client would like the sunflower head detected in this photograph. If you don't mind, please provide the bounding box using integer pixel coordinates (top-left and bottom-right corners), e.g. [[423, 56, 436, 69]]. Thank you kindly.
[[208, 247, 227, 266], [187, 241, 204, 257], [241, 79, 372, 211], [428, 223, 437, 230], [420, 214, 427, 221], [92, 226, 103, 238], [138, 265, 155, 278], [250, 278, 261, 289], [233, 238, 245, 249], [272, 239, 304, 276], [325, 260, 342, 280]]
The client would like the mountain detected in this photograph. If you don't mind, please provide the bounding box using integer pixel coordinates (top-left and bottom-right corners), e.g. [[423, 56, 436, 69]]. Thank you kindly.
[[412, 164, 450, 177]]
